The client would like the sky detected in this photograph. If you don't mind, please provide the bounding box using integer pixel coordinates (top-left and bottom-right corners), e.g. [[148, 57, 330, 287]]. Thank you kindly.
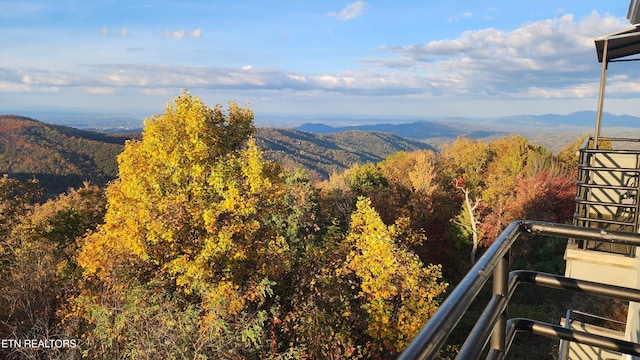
[[1, 0, 639, 126]]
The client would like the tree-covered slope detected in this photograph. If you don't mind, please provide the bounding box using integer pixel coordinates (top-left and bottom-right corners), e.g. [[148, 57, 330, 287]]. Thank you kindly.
[[295, 120, 505, 139], [0, 115, 434, 193], [255, 127, 434, 181], [0, 115, 126, 194]]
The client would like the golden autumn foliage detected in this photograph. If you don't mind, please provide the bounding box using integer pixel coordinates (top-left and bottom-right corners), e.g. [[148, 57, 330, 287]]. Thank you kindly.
[[0, 90, 589, 359], [340, 197, 447, 353], [62, 91, 453, 358], [72, 92, 315, 357], [438, 136, 492, 199]]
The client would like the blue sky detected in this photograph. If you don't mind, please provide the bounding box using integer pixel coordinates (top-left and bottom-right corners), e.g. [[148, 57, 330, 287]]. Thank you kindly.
[[1, 1, 638, 125]]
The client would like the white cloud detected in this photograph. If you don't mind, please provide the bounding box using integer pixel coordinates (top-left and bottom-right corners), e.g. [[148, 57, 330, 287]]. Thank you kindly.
[[75, 64, 334, 92], [0, 81, 32, 92], [139, 88, 172, 96], [163, 29, 201, 40], [82, 87, 115, 94], [0, 11, 634, 113], [527, 85, 596, 99], [38, 86, 61, 93], [366, 12, 629, 98], [606, 78, 640, 95], [0, 81, 59, 93], [287, 74, 306, 82], [100, 25, 129, 37], [164, 30, 185, 39], [328, 1, 366, 21], [449, 11, 473, 23], [17, 69, 76, 86], [189, 28, 201, 38]]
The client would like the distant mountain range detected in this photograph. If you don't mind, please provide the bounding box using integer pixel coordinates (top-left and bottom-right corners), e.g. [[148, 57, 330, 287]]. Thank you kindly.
[[0, 115, 432, 193], [4, 111, 640, 194], [295, 121, 502, 139], [295, 111, 640, 140], [491, 111, 640, 128]]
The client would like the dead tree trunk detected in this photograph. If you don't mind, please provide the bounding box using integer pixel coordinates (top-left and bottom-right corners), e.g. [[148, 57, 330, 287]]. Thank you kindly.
[[454, 179, 481, 264]]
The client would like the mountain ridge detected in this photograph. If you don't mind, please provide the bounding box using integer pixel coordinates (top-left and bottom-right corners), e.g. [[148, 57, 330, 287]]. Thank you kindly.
[[294, 111, 640, 139], [0, 115, 128, 195], [5, 111, 639, 193], [255, 128, 433, 181], [0, 115, 433, 192]]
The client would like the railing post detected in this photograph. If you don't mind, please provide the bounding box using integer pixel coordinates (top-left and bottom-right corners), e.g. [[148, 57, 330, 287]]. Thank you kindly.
[[594, 38, 608, 148], [558, 309, 572, 360], [490, 253, 509, 358], [635, 154, 640, 237]]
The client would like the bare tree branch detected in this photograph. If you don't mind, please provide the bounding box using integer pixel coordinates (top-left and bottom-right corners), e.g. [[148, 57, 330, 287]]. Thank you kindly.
[[454, 179, 482, 264]]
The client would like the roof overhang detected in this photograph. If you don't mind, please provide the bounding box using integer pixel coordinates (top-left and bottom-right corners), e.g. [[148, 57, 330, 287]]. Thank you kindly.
[[595, 25, 640, 62], [594, 0, 640, 63]]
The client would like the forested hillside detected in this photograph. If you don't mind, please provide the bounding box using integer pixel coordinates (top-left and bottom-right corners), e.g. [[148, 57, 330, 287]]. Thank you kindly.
[[0, 115, 433, 191], [255, 128, 432, 181], [295, 120, 503, 139], [0, 115, 126, 194], [0, 93, 593, 359]]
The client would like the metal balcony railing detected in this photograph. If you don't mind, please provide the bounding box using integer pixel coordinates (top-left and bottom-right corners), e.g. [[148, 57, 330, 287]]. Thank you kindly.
[[573, 137, 640, 256], [558, 309, 626, 360], [399, 220, 640, 360]]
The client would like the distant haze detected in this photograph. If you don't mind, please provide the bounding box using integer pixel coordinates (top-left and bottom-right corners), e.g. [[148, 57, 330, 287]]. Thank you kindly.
[[11, 110, 638, 134]]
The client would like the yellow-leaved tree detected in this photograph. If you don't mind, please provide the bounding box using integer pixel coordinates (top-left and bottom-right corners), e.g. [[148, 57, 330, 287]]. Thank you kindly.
[[72, 91, 309, 358], [339, 197, 448, 355]]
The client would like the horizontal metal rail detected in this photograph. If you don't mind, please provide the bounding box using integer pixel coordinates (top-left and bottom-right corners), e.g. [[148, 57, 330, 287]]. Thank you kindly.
[[398, 220, 640, 360], [565, 309, 627, 326], [457, 270, 640, 359], [577, 165, 640, 173], [579, 137, 640, 151], [576, 182, 638, 190], [582, 147, 640, 154], [573, 215, 636, 227], [574, 199, 636, 209], [557, 309, 628, 360], [494, 318, 640, 359]]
